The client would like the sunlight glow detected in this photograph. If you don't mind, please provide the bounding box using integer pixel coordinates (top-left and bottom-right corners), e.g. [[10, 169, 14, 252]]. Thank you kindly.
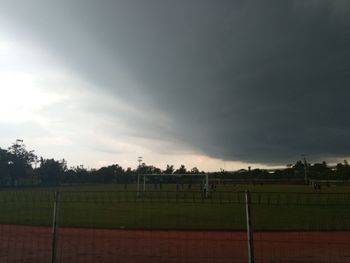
[[0, 72, 65, 122], [0, 39, 12, 55], [0, 35, 65, 123]]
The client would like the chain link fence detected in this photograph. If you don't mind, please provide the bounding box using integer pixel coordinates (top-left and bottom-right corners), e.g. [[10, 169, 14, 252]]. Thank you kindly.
[[0, 189, 350, 262]]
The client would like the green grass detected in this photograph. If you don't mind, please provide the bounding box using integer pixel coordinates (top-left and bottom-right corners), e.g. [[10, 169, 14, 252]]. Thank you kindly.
[[1, 183, 350, 230], [4, 182, 350, 193]]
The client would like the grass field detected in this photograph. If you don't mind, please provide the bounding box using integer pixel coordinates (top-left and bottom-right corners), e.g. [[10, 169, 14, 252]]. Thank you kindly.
[[1, 183, 350, 231], [7, 182, 348, 193]]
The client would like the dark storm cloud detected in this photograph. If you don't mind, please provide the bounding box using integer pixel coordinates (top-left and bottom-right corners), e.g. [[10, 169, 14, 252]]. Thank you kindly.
[[1, 0, 350, 164]]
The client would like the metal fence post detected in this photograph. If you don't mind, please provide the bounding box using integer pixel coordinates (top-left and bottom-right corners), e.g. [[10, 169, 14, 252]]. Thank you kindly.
[[245, 190, 254, 263], [51, 191, 61, 263]]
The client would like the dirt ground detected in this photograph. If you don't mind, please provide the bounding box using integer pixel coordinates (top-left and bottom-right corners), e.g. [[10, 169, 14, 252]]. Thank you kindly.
[[1, 225, 350, 262]]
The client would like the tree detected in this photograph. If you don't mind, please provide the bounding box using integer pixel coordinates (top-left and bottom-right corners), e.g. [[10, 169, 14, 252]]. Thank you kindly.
[[174, 165, 187, 174], [38, 158, 67, 185], [0, 148, 11, 185], [95, 164, 124, 183], [73, 165, 90, 181], [190, 167, 199, 174], [6, 140, 37, 186], [292, 160, 306, 178], [137, 163, 161, 174], [7, 140, 37, 167], [164, 164, 174, 174], [124, 167, 135, 183], [335, 160, 350, 179], [309, 162, 331, 179]]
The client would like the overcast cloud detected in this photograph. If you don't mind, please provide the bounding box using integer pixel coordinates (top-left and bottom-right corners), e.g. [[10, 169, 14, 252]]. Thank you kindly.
[[0, 0, 349, 169]]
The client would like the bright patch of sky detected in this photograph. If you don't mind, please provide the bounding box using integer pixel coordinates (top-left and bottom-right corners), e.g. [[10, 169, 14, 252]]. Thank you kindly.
[[0, 37, 65, 122]]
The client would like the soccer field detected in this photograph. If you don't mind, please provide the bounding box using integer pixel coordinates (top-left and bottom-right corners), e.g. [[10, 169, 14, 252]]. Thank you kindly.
[[1, 183, 350, 230], [1, 183, 350, 262]]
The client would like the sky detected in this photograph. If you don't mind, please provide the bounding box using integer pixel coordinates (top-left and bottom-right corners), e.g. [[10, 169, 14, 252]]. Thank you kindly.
[[0, 0, 349, 171]]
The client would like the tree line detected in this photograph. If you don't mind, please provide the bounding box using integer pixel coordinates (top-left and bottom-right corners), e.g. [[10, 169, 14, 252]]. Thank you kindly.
[[1, 140, 350, 187]]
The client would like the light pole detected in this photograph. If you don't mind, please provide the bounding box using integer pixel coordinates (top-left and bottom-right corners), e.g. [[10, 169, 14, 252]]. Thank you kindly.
[[137, 156, 142, 196]]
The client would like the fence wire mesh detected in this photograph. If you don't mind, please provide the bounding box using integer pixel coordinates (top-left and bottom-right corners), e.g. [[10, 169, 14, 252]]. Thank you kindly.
[[0, 190, 54, 263], [0, 189, 350, 262], [250, 192, 350, 263], [0, 190, 248, 263], [56, 191, 247, 263]]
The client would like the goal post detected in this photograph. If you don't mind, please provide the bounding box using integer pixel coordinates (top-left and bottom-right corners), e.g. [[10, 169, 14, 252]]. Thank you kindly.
[[137, 173, 211, 195]]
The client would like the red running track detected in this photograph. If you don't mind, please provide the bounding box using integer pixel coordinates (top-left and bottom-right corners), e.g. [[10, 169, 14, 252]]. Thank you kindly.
[[1, 225, 350, 262]]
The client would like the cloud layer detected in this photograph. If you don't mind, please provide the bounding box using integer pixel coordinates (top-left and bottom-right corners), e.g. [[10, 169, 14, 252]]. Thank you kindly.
[[1, 0, 350, 165]]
